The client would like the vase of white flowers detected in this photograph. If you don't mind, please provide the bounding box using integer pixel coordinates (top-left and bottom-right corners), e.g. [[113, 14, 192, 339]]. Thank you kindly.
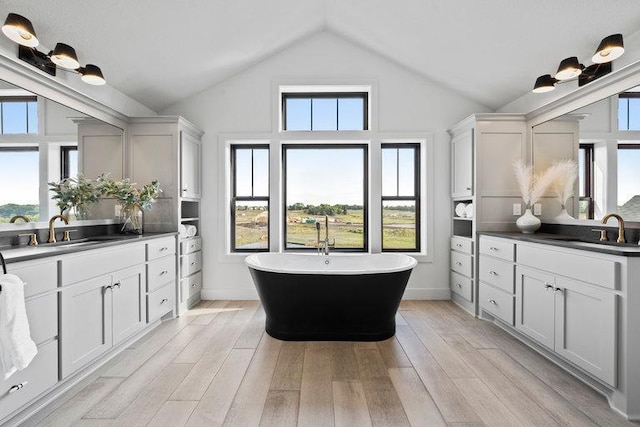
[[99, 177, 162, 234], [548, 160, 578, 221]]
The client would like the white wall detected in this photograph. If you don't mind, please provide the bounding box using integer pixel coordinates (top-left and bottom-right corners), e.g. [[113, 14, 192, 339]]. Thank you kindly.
[[162, 31, 489, 300]]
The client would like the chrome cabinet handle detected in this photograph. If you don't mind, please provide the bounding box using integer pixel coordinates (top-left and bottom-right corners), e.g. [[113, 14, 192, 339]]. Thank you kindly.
[[456, 243, 462, 248], [456, 283, 462, 288], [9, 382, 28, 393], [160, 298, 168, 304], [455, 261, 463, 266], [191, 261, 198, 266], [160, 270, 169, 276], [103, 285, 113, 292], [160, 247, 168, 251], [189, 244, 195, 249], [489, 270, 498, 276], [466, 187, 471, 190], [554, 287, 563, 293], [544, 283, 553, 290], [489, 247, 499, 251], [488, 299, 497, 305], [113, 282, 121, 289], [182, 187, 188, 192]]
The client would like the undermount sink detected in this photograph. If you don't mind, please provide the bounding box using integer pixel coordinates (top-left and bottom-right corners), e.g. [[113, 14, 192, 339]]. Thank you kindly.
[[567, 240, 640, 253], [1, 235, 139, 261]]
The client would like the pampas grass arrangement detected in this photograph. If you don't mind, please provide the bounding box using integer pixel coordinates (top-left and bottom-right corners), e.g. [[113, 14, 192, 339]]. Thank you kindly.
[[513, 159, 557, 208], [549, 160, 578, 208]]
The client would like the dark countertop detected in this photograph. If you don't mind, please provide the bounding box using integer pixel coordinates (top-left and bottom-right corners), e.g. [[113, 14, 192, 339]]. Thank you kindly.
[[479, 231, 640, 257], [0, 232, 178, 264]]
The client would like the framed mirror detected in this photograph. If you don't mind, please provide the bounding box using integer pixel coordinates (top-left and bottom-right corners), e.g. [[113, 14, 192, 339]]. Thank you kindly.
[[0, 79, 124, 230], [530, 73, 640, 225]]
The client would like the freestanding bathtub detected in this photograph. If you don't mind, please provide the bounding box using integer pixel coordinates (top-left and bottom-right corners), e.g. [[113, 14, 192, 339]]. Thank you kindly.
[[245, 253, 417, 341]]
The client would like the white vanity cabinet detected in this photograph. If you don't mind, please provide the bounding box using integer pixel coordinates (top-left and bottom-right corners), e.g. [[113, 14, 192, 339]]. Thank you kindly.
[[181, 131, 201, 199], [1, 259, 59, 422], [479, 235, 620, 389], [146, 236, 177, 322], [60, 244, 146, 378], [451, 128, 473, 197]]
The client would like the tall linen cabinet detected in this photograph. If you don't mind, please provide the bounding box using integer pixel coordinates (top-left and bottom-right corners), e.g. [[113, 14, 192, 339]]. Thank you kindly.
[[130, 116, 204, 315], [448, 114, 526, 314]]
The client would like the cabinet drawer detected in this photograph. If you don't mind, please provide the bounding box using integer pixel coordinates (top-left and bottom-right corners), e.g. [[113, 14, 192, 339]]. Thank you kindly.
[[8, 260, 57, 298], [517, 243, 618, 290], [450, 236, 473, 254], [187, 271, 202, 299], [61, 244, 145, 285], [180, 237, 201, 255], [0, 340, 58, 420], [181, 251, 202, 278], [479, 255, 514, 293], [451, 251, 472, 277], [479, 237, 515, 261], [480, 282, 514, 325], [25, 294, 57, 345], [147, 256, 176, 292], [147, 237, 176, 261], [147, 283, 174, 322], [450, 271, 472, 301]]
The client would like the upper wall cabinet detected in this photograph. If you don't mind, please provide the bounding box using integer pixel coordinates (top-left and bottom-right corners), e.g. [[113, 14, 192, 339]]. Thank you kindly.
[[129, 117, 204, 233], [451, 128, 473, 198], [181, 131, 201, 199]]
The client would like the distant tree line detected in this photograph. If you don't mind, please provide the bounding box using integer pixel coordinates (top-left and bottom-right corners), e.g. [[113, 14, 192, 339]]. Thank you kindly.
[[288, 203, 364, 216], [0, 203, 39, 222]]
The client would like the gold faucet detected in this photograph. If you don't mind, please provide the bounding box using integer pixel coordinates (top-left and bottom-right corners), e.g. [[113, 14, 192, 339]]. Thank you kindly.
[[601, 213, 625, 243], [9, 215, 30, 223], [48, 215, 69, 243]]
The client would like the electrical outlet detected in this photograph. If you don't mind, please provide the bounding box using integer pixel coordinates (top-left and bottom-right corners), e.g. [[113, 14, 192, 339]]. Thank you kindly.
[[513, 203, 522, 216], [533, 203, 542, 215], [114, 204, 121, 217]]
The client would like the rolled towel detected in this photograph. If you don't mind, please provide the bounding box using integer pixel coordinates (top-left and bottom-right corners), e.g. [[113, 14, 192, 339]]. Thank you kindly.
[[185, 225, 197, 237], [0, 273, 38, 379], [178, 224, 188, 238]]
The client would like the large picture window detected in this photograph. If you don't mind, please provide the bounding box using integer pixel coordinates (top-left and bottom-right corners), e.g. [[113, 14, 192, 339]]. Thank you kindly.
[[381, 143, 420, 251], [283, 144, 368, 251], [231, 145, 269, 251], [0, 147, 39, 222], [282, 93, 368, 131]]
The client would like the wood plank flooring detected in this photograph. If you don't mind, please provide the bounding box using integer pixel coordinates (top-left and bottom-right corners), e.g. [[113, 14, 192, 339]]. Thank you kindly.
[[27, 300, 639, 427]]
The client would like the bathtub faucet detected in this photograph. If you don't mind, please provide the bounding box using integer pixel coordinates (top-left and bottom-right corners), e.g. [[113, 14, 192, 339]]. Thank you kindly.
[[316, 216, 335, 255]]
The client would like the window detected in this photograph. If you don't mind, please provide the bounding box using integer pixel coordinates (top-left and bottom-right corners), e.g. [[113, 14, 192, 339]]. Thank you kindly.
[[231, 145, 270, 251], [578, 143, 594, 219], [382, 144, 420, 251], [0, 96, 37, 134], [61, 146, 78, 180], [283, 144, 368, 251], [617, 144, 640, 221], [0, 147, 39, 222], [282, 93, 368, 131], [618, 92, 640, 131]]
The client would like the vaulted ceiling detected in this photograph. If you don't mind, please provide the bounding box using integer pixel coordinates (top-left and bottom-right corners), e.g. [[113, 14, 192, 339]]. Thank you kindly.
[[3, 1, 640, 112]]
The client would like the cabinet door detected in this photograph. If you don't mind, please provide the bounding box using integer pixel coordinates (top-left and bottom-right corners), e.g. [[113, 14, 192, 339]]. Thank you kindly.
[[112, 266, 146, 345], [451, 129, 473, 197], [181, 131, 201, 199], [554, 277, 617, 387], [515, 266, 555, 350], [60, 276, 112, 378]]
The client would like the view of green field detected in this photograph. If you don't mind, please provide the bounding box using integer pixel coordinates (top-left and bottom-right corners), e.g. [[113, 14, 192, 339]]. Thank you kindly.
[[0, 204, 39, 223], [234, 204, 416, 250]]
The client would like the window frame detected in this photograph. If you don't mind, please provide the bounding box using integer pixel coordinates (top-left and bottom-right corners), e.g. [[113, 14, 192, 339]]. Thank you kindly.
[[60, 146, 78, 180], [230, 144, 270, 252], [281, 92, 369, 131], [282, 143, 369, 252], [0, 96, 38, 134], [579, 143, 595, 219], [381, 143, 421, 252]]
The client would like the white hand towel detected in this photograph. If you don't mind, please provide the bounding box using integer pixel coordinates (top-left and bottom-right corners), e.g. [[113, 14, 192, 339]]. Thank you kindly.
[[178, 224, 188, 238], [185, 225, 197, 237], [0, 273, 38, 380]]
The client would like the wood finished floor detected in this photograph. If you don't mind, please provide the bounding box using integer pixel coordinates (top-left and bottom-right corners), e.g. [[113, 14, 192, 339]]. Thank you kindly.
[[27, 300, 639, 427]]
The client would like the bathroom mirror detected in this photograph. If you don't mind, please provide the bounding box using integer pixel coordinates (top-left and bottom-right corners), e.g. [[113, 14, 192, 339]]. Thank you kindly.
[[0, 79, 124, 229], [531, 86, 640, 223]]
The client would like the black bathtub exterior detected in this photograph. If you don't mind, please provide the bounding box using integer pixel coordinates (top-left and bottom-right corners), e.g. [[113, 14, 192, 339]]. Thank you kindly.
[[248, 267, 413, 341]]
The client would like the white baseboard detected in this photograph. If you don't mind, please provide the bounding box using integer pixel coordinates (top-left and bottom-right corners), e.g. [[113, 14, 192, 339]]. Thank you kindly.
[[201, 288, 451, 301]]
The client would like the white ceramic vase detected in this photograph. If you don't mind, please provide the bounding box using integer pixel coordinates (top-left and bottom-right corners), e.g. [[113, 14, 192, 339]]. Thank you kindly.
[[554, 205, 575, 222], [516, 208, 541, 234]]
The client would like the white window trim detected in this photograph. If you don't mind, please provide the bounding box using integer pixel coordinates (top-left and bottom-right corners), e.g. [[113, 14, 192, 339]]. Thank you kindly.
[[219, 131, 434, 264]]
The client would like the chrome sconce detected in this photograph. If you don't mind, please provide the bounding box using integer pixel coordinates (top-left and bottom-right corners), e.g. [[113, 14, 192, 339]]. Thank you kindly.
[[2, 13, 106, 86], [532, 34, 623, 93]]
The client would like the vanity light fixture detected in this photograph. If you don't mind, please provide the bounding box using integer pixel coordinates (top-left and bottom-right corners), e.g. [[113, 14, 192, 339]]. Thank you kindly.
[[532, 34, 623, 93], [2, 13, 106, 85]]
